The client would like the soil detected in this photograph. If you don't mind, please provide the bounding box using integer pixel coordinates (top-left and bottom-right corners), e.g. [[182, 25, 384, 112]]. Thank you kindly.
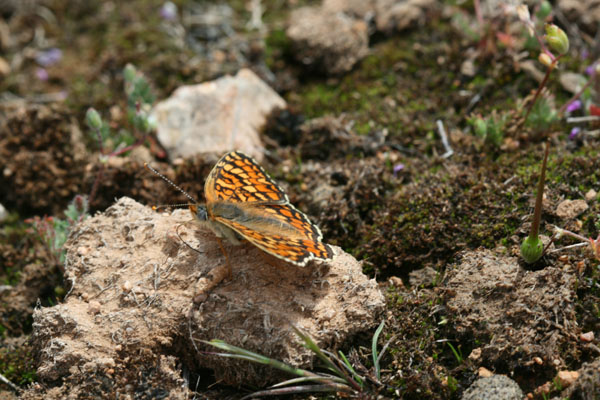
[[1, 1, 600, 399]]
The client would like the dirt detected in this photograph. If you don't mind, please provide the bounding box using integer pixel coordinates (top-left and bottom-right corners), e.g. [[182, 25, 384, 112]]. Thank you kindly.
[[1, 1, 600, 399]]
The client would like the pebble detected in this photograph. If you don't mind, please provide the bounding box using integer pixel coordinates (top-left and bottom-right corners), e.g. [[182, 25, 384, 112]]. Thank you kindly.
[[580, 331, 594, 342], [556, 370, 579, 387], [0, 203, 7, 223], [88, 300, 101, 315], [556, 199, 588, 219], [585, 189, 597, 202]]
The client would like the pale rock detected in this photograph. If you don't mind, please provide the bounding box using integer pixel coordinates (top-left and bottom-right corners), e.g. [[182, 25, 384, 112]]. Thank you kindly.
[[0, 202, 7, 223], [585, 189, 597, 202], [556, 370, 579, 388], [374, 0, 437, 33], [462, 375, 523, 400], [287, 6, 369, 75], [556, 199, 588, 219], [152, 69, 286, 162]]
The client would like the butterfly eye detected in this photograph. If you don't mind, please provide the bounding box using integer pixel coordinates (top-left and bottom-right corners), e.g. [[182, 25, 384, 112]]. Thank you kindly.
[[195, 205, 208, 221]]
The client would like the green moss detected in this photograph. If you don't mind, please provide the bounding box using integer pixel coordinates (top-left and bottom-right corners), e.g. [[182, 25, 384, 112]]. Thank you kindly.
[[0, 345, 37, 386]]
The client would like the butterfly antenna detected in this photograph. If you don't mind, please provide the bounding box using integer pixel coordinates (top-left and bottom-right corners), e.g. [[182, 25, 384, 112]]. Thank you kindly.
[[144, 163, 198, 205], [152, 203, 197, 211]]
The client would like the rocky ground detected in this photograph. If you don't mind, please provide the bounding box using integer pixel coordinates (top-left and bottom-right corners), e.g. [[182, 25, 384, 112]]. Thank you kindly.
[[1, 0, 600, 399]]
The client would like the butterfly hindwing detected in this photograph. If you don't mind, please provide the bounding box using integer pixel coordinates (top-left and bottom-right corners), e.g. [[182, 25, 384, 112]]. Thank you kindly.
[[216, 218, 334, 266]]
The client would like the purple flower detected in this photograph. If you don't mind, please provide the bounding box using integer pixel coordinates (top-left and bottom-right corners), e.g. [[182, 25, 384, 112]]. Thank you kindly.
[[585, 62, 599, 76], [36, 48, 62, 67], [393, 163, 405, 176], [581, 49, 589, 60], [569, 127, 581, 140], [566, 100, 582, 113], [159, 1, 177, 20], [35, 67, 48, 81]]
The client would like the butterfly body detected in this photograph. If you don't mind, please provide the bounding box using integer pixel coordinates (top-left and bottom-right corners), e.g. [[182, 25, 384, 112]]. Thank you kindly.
[[190, 151, 334, 266]]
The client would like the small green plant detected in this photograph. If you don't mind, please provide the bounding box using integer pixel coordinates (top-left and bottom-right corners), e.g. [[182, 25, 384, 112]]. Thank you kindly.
[[521, 142, 549, 264], [203, 322, 389, 398], [468, 111, 507, 147], [517, 6, 569, 128], [25, 195, 89, 266], [86, 63, 158, 204], [446, 342, 463, 364]]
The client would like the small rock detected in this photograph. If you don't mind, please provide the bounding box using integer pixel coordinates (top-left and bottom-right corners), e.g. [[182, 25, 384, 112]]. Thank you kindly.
[[461, 59, 476, 77], [375, 0, 437, 33], [468, 347, 481, 361], [152, 69, 285, 162], [534, 381, 552, 397], [533, 356, 543, 365], [556, 199, 588, 219], [478, 366, 493, 377], [0, 57, 10, 77], [121, 281, 133, 293], [462, 375, 524, 400], [556, 370, 579, 388], [556, 358, 600, 398], [585, 189, 597, 202], [580, 331, 594, 342], [286, 6, 369, 75], [388, 276, 404, 288], [0, 202, 7, 223], [88, 300, 101, 315]]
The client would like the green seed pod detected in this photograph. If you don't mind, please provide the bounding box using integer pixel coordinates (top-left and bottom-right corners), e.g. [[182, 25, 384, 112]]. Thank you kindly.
[[85, 108, 102, 130], [538, 1, 552, 19], [545, 24, 569, 55], [521, 235, 543, 264]]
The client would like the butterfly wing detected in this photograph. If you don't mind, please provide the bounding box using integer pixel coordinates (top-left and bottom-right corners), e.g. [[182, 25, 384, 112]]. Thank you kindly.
[[205, 151, 333, 266], [204, 151, 289, 204], [218, 218, 334, 266]]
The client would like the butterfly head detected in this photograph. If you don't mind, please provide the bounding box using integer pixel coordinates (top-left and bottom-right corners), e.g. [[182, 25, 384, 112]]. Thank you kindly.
[[190, 204, 208, 221]]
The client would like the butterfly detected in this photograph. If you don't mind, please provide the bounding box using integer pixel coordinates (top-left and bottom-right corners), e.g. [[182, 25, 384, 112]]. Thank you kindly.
[[147, 151, 334, 267]]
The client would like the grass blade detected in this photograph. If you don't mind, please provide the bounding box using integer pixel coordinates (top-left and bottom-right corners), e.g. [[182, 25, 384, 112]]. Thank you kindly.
[[203, 340, 316, 378], [372, 320, 385, 380]]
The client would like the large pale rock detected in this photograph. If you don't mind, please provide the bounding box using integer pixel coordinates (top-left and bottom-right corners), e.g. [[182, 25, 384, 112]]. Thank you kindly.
[[323, 0, 437, 32], [28, 197, 384, 397], [286, 6, 369, 75], [153, 69, 286, 162]]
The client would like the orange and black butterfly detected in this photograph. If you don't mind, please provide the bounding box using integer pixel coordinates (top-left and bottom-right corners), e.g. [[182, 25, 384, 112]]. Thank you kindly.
[[147, 151, 334, 266]]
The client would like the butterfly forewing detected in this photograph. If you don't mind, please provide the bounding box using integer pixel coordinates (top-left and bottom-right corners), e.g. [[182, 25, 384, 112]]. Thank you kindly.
[[204, 151, 289, 204]]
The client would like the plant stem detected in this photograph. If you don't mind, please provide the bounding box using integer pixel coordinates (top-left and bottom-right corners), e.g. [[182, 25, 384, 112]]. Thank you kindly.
[[522, 61, 555, 124], [530, 141, 549, 239]]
